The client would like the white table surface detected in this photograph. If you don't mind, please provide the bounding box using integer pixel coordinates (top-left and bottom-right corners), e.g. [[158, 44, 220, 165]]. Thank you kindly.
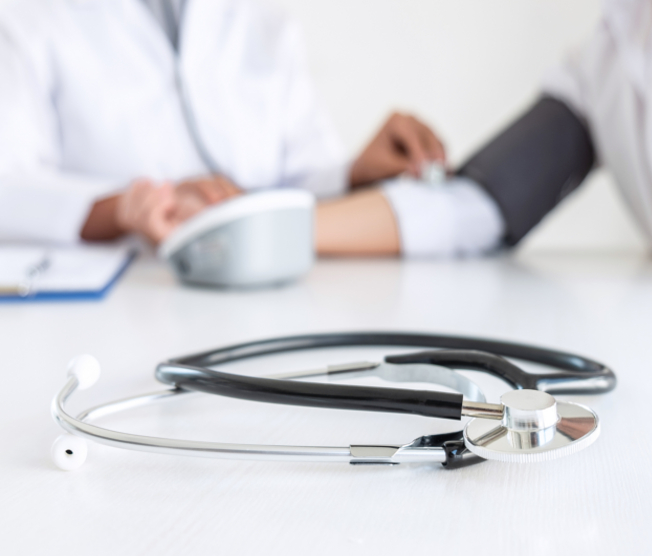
[[1, 253, 651, 556]]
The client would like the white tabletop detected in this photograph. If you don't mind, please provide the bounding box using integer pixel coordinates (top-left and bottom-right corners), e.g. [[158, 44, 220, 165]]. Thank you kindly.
[[1, 253, 651, 555]]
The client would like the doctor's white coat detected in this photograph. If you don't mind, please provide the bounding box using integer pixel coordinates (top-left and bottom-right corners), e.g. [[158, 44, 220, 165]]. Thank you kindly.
[[544, 0, 652, 247], [0, 0, 345, 243]]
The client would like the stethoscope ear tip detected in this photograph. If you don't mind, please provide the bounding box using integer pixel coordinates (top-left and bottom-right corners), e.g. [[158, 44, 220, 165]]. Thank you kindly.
[[51, 434, 88, 471], [67, 355, 101, 390]]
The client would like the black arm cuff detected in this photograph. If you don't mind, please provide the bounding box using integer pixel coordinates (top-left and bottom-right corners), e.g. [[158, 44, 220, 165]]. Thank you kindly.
[[457, 96, 595, 246]]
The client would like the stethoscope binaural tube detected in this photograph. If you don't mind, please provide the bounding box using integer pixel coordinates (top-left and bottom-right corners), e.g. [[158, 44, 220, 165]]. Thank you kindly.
[[156, 363, 466, 420], [157, 332, 616, 420], [155, 332, 612, 464]]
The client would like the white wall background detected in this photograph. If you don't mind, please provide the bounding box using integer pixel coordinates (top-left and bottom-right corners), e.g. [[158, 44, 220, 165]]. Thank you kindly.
[[274, 0, 648, 253]]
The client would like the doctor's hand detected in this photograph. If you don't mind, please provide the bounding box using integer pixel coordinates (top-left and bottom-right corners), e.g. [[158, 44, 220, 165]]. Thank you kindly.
[[174, 174, 242, 220], [114, 180, 183, 244], [81, 176, 241, 244], [117, 176, 240, 244], [349, 112, 446, 187]]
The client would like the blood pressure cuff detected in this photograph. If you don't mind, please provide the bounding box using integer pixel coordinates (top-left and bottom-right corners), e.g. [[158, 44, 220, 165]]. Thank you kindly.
[[457, 96, 595, 246]]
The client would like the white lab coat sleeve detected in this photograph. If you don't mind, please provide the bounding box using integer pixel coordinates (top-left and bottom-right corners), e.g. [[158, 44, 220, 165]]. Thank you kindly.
[[279, 20, 349, 199], [0, 20, 120, 244], [382, 177, 505, 258], [541, 43, 592, 126]]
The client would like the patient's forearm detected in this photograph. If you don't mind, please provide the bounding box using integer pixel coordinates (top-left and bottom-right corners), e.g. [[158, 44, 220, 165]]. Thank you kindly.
[[315, 189, 400, 256]]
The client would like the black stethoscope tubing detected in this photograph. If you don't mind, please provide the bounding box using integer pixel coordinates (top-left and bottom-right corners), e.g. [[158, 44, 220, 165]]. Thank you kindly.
[[156, 332, 616, 421]]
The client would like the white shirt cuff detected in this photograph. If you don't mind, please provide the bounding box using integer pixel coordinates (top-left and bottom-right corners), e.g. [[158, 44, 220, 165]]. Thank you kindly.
[[292, 162, 351, 199], [382, 176, 505, 258]]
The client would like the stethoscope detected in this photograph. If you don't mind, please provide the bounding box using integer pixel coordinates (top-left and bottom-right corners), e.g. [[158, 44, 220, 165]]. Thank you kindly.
[[51, 332, 616, 471]]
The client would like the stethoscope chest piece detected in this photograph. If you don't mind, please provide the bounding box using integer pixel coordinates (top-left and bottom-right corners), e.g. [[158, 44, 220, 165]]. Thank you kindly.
[[463, 389, 600, 463]]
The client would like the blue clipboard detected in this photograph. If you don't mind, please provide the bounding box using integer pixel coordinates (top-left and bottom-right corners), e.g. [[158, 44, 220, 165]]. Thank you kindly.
[[0, 250, 136, 303]]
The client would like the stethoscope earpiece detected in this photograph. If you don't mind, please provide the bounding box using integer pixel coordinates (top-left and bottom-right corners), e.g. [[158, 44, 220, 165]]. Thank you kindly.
[[51, 355, 100, 470], [67, 354, 101, 390], [51, 434, 88, 471]]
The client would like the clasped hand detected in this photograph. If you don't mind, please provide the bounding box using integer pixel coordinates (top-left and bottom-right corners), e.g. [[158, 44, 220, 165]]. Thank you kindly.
[[117, 175, 241, 244]]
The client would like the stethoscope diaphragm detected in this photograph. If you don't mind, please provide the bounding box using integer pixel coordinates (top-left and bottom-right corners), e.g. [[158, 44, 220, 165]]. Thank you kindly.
[[463, 390, 600, 463]]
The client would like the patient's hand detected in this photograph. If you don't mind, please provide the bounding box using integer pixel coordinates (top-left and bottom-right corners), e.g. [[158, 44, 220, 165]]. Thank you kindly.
[[350, 112, 446, 187]]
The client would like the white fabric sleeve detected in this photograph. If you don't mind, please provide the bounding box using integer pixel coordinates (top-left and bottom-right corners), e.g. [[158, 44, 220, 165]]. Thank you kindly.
[[0, 170, 120, 244], [279, 20, 348, 199], [541, 37, 604, 170], [0, 18, 120, 244], [289, 162, 351, 199], [382, 176, 505, 258], [542, 49, 590, 123]]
